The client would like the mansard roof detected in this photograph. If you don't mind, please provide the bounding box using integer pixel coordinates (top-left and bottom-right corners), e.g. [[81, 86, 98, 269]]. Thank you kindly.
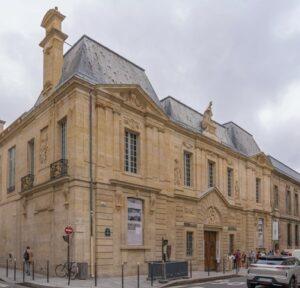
[[160, 96, 261, 157], [59, 35, 160, 106], [34, 34, 299, 185], [268, 155, 300, 184]]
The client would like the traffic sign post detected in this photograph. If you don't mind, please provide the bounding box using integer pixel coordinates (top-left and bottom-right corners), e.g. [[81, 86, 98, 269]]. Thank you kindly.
[[64, 226, 73, 286]]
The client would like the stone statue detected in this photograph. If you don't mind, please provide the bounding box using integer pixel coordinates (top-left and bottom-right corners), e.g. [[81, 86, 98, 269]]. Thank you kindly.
[[201, 101, 213, 130], [174, 159, 181, 186], [235, 180, 240, 197]]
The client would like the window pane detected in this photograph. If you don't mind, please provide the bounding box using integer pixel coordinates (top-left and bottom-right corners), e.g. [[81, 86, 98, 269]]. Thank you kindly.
[[227, 168, 233, 197], [184, 152, 191, 187], [208, 161, 215, 188], [8, 147, 16, 191], [125, 131, 138, 173], [256, 178, 261, 203], [28, 140, 35, 175], [186, 232, 193, 256]]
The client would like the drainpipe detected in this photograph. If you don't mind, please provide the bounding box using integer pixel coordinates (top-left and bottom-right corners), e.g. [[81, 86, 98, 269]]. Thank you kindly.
[[89, 89, 95, 276]]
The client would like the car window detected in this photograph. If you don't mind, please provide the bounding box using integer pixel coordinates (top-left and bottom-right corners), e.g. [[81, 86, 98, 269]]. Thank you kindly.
[[256, 259, 284, 265]]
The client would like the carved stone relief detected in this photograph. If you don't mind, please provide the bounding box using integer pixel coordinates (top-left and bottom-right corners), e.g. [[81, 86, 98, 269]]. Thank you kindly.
[[40, 126, 49, 166], [150, 194, 156, 214], [123, 117, 140, 131], [174, 159, 182, 186]]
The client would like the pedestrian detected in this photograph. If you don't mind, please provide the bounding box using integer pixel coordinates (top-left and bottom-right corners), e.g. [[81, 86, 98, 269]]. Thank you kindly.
[[23, 246, 33, 276]]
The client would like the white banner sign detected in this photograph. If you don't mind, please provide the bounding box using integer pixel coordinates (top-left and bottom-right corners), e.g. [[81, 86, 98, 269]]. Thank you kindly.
[[272, 220, 279, 241], [127, 198, 143, 245]]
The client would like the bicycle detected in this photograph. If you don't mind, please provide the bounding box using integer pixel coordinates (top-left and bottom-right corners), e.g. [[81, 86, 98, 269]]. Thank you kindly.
[[55, 262, 78, 279]]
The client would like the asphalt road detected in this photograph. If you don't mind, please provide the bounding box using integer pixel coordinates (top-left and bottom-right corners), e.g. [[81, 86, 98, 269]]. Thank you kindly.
[[173, 276, 262, 288]]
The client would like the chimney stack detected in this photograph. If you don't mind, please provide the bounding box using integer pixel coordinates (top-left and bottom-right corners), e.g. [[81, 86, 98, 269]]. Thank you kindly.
[[0, 120, 6, 133], [39, 7, 68, 97]]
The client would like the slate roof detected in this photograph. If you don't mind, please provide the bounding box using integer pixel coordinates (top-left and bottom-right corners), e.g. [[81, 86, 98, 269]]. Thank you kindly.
[[268, 156, 300, 183], [160, 96, 261, 157], [59, 35, 160, 106], [34, 34, 299, 184]]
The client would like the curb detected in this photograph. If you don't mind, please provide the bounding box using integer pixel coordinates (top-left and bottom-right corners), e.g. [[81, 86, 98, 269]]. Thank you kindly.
[[19, 283, 62, 288], [160, 273, 244, 287]]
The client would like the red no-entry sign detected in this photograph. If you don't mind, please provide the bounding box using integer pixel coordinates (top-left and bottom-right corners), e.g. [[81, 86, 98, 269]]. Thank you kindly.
[[65, 225, 73, 235]]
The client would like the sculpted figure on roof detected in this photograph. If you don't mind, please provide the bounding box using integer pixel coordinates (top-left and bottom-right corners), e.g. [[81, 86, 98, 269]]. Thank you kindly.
[[201, 101, 213, 130]]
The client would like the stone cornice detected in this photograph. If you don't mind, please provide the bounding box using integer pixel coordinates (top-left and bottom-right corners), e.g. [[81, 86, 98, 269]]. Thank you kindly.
[[109, 179, 161, 194]]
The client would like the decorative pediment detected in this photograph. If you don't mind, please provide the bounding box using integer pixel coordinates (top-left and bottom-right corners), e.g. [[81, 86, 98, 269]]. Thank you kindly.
[[97, 84, 168, 120], [251, 152, 273, 169], [198, 186, 232, 208]]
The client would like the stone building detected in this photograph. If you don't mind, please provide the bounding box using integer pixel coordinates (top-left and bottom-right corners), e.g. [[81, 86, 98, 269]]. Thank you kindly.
[[0, 8, 300, 276]]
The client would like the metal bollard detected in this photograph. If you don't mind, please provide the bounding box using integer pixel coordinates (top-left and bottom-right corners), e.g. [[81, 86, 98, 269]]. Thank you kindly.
[[208, 263, 210, 276], [121, 263, 124, 288], [190, 260, 192, 278], [14, 260, 16, 281], [137, 263, 140, 288], [6, 259, 8, 278], [46, 260, 49, 283], [94, 262, 97, 287], [23, 261, 25, 283], [32, 261, 35, 280], [150, 263, 154, 287]]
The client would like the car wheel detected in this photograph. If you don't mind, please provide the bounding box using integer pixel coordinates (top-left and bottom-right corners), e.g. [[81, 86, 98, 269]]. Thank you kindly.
[[289, 277, 297, 288], [247, 283, 255, 288]]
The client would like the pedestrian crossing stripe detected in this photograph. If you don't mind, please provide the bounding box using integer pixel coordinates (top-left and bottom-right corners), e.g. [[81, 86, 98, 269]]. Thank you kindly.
[[0, 283, 8, 288]]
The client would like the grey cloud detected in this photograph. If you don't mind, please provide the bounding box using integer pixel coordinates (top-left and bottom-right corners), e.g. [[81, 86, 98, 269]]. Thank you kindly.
[[1, 0, 300, 171]]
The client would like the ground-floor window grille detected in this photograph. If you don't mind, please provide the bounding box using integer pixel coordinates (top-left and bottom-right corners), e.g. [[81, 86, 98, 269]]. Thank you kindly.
[[186, 231, 193, 256]]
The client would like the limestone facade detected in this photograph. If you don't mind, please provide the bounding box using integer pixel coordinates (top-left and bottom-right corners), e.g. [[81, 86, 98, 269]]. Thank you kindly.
[[0, 8, 299, 277]]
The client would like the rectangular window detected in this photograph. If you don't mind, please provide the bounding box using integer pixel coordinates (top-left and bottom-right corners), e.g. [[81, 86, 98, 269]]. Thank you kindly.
[[7, 146, 16, 192], [296, 225, 299, 247], [184, 152, 192, 187], [256, 178, 261, 203], [229, 234, 234, 255], [186, 231, 193, 256], [60, 118, 67, 160], [125, 131, 138, 173], [274, 185, 279, 209], [208, 160, 215, 188], [127, 198, 143, 245], [295, 194, 299, 216], [27, 139, 35, 175], [288, 223, 292, 247], [258, 218, 264, 248], [286, 190, 291, 214], [227, 168, 233, 197]]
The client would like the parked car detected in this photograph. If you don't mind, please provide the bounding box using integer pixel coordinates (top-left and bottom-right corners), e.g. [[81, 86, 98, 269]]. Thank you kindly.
[[247, 256, 300, 287]]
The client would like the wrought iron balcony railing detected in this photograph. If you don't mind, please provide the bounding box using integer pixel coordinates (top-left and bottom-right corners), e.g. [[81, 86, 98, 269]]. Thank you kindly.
[[50, 159, 68, 180], [21, 174, 34, 192]]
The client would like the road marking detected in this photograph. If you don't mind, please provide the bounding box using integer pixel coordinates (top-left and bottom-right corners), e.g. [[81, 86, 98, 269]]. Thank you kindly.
[[0, 283, 9, 288]]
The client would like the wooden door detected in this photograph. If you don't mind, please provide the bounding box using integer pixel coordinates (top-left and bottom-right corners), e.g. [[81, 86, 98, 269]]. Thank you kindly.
[[204, 231, 217, 271]]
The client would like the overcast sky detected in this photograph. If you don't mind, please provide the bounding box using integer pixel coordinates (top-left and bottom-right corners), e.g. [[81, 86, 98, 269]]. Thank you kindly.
[[0, 0, 300, 172]]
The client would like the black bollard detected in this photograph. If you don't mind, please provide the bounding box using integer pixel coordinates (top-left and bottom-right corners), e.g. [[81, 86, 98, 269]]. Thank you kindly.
[[94, 262, 97, 287], [208, 263, 210, 277], [46, 260, 49, 283], [14, 260, 16, 281], [150, 263, 153, 287], [223, 258, 225, 274], [121, 263, 124, 288], [23, 261, 25, 283], [6, 259, 8, 278], [137, 263, 140, 288], [190, 260, 192, 278], [32, 261, 35, 280]]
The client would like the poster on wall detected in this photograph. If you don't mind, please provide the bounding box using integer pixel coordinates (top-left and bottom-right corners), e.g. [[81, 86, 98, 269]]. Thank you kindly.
[[272, 220, 279, 241], [127, 198, 143, 245], [257, 218, 264, 248]]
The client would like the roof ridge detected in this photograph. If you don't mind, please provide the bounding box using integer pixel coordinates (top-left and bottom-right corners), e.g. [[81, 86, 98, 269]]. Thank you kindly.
[[64, 35, 145, 72], [268, 155, 300, 176]]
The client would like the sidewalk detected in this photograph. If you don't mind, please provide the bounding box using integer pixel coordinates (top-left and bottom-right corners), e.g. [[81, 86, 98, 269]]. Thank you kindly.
[[0, 266, 247, 288]]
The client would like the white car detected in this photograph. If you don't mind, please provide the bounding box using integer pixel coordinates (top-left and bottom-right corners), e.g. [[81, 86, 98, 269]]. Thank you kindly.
[[247, 256, 300, 288], [293, 250, 300, 261]]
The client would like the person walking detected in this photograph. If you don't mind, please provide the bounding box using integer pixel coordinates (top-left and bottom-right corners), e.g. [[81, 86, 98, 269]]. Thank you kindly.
[[23, 246, 33, 276]]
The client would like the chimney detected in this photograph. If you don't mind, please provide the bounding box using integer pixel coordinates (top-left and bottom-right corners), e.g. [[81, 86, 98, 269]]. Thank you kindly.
[[39, 7, 68, 96], [0, 120, 5, 133]]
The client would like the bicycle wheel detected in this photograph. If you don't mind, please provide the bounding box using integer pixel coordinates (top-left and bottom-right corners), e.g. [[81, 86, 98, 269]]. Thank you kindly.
[[70, 263, 78, 280], [55, 264, 67, 278]]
